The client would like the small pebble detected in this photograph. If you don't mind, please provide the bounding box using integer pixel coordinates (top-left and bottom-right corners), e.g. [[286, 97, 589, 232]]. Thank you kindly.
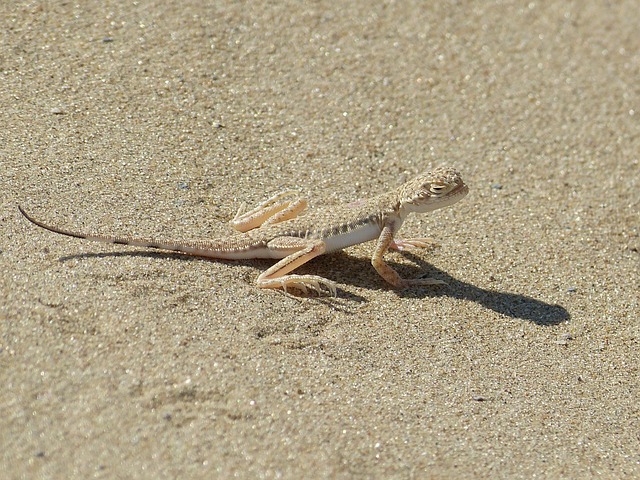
[[554, 333, 574, 345]]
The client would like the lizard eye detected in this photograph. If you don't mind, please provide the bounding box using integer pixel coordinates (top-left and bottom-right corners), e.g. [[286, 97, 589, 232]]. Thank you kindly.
[[429, 183, 450, 195]]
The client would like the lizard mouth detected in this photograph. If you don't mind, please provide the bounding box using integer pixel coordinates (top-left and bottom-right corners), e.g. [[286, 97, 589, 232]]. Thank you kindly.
[[451, 182, 469, 196]]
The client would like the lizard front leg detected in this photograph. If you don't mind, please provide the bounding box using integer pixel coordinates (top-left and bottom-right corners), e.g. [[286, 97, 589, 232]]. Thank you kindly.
[[230, 191, 307, 232], [372, 222, 446, 289], [256, 237, 337, 296]]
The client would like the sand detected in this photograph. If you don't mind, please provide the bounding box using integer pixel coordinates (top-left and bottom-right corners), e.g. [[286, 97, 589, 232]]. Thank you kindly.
[[1, 1, 638, 478]]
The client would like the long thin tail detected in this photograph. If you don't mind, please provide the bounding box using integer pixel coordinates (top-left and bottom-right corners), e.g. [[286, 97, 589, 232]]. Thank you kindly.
[[18, 205, 244, 259]]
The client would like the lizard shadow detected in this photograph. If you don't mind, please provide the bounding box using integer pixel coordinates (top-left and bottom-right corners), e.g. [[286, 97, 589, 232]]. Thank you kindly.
[[60, 250, 569, 325], [326, 251, 570, 326]]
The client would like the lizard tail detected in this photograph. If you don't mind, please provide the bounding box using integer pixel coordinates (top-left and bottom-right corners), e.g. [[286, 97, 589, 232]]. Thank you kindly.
[[17, 205, 252, 259]]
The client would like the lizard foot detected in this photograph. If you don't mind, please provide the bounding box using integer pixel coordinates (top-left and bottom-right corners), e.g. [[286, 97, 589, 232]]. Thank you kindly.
[[231, 190, 305, 232], [399, 277, 448, 289], [260, 275, 338, 297], [390, 238, 441, 251]]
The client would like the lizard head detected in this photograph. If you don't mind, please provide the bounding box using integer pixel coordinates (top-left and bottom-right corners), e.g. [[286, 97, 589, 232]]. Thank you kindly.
[[399, 166, 469, 213]]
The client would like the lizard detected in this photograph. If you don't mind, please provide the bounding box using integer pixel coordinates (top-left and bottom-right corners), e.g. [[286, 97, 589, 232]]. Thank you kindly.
[[18, 166, 468, 296]]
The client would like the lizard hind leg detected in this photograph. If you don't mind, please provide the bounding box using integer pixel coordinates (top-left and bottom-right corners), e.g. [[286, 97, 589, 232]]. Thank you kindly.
[[230, 191, 308, 233], [256, 237, 337, 296]]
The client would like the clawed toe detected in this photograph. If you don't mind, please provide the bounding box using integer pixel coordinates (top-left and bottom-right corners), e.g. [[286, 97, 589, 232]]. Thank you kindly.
[[264, 276, 337, 296], [391, 238, 441, 251], [295, 279, 337, 296]]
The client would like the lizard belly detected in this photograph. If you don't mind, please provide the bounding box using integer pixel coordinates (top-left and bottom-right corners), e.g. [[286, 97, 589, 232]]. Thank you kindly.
[[322, 222, 381, 253]]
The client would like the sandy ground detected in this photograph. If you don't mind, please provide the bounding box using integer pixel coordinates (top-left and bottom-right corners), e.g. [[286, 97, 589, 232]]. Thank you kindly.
[[1, 1, 639, 478]]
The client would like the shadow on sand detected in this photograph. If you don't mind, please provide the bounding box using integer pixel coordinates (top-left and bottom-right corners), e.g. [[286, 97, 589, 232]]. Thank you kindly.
[[60, 249, 569, 326]]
